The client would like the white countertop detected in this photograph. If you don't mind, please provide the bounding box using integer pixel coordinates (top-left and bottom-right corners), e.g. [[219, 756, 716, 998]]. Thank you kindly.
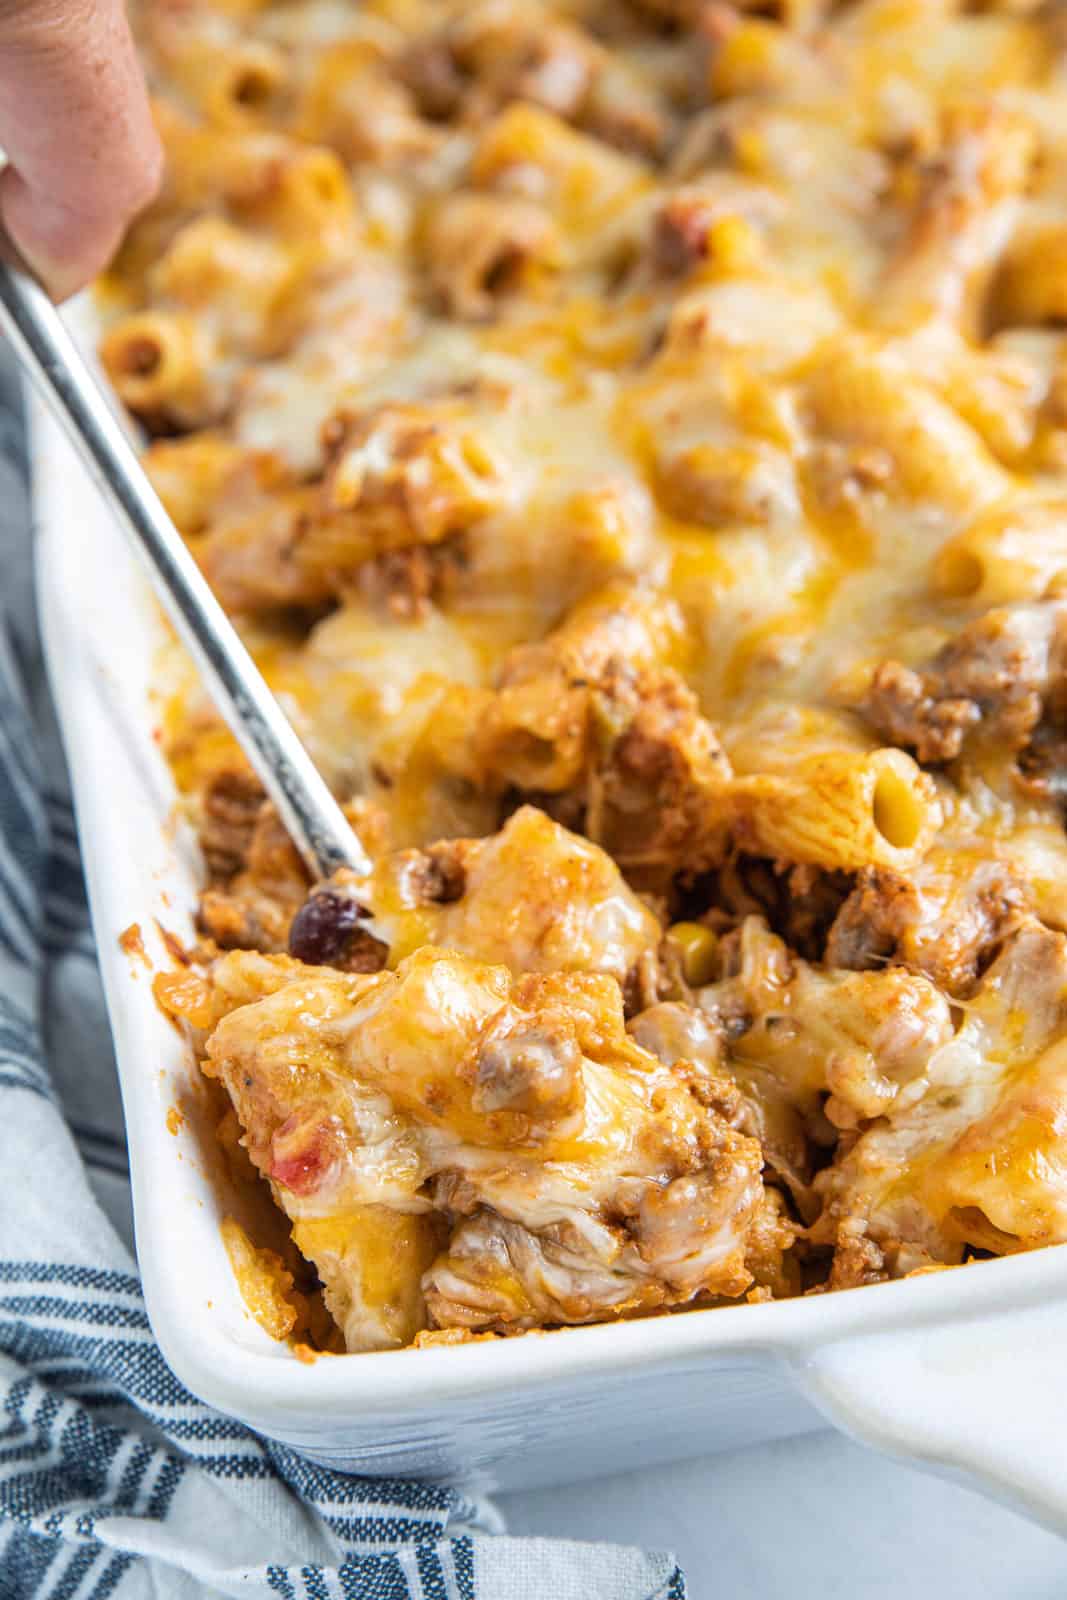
[[499, 1429, 1067, 1597]]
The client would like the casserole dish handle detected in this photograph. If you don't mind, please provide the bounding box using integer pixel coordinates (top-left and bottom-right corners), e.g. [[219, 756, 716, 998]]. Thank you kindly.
[[796, 1296, 1067, 1533]]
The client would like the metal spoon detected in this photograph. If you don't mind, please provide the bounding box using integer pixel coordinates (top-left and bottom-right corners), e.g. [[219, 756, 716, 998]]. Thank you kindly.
[[0, 255, 369, 881]]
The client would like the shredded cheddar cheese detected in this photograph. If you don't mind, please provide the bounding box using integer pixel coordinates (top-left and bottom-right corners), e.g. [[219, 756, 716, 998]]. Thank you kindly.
[[121, 0, 1067, 1349]]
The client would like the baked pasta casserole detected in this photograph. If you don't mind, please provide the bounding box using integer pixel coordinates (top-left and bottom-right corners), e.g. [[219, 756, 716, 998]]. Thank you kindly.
[[108, 0, 1067, 1351]]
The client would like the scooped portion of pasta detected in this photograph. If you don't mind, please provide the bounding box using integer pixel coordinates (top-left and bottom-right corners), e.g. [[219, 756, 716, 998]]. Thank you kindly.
[[194, 942, 790, 1349], [126, 0, 1067, 1348]]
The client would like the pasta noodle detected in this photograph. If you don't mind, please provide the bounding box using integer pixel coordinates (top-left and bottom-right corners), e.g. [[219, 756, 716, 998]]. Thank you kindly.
[[932, 500, 1067, 606], [99, 311, 222, 429], [114, 0, 1067, 1350], [730, 749, 940, 872]]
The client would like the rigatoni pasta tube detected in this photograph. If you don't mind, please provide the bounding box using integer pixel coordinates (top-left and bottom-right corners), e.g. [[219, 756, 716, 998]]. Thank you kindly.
[[151, 216, 306, 357], [142, 433, 248, 535], [154, 36, 289, 127], [220, 1218, 305, 1342], [932, 500, 1067, 605], [293, 42, 437, 165], [730, 747, 940, 871], [873, 106, 1033, 339], [152, 109, 305, 214], [470, 103, 643, 227], [289, 1209, 442, 1352], [99, 312, 221, 429], [229, 144, 354, 254], [804, 338, 1010, 516]]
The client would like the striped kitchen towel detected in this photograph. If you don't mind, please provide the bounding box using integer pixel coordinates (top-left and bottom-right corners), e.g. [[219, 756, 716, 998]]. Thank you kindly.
[[0, 351, 688, 1600]]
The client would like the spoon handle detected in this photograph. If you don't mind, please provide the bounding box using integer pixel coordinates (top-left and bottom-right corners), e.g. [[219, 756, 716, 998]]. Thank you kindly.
[[0, 258, 368, 881]]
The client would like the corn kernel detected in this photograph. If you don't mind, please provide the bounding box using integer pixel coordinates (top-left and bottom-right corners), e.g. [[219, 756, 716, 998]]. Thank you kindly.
[[668, 922, 719, 987], [710, 22, 785, 98], [706, 216, 761, 275], [733, 127, 766, 176]]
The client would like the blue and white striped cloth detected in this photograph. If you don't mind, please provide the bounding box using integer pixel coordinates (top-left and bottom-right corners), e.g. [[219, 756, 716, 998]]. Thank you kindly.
[[0, 356, 689, 1600]]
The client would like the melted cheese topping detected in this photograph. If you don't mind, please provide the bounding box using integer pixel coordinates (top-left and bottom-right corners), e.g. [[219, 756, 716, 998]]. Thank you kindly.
[[118, 0, 1067, 1343]]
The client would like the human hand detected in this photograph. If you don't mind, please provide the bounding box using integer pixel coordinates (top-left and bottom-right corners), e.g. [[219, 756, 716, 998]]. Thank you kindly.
[[0, 0, 162, 300]]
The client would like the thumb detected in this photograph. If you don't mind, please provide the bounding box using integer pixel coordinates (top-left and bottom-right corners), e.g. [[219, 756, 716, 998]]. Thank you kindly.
[[0, 0, 162, 300]]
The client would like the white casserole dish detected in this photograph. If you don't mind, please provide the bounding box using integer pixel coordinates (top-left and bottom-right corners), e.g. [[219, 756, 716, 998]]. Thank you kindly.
[[30, 303, 1067, 1515]]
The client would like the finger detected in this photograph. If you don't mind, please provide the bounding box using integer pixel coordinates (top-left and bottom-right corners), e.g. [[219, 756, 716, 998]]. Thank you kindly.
[[0, 0, 162, 300]]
